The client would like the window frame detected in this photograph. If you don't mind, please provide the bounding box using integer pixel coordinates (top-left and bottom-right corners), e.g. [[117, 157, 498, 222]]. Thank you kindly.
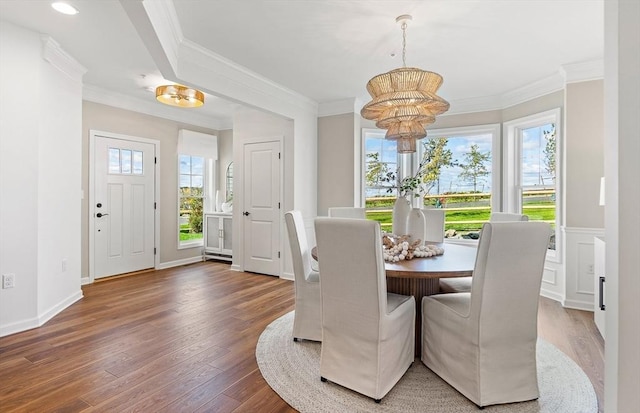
[[503, 108, 562, 262], [360, 124, 500, 244], [361, 129, 400, 203], [177, 154, 210, 249]]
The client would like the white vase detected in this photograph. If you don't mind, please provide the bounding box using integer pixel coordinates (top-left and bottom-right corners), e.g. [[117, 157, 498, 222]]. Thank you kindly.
[[392, 196, 411, 236], [407, 208, 426, 245]]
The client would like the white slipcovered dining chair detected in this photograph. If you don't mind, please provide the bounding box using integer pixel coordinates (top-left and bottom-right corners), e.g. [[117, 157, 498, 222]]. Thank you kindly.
[[285, 211, 322, 342], [439, 212, 530, 293], [327, 206, 366, 219], [314, 217, 415, 402], [489, 212, 529, 222], [422, 221, 550, 408], [423, 208, 445, 243]]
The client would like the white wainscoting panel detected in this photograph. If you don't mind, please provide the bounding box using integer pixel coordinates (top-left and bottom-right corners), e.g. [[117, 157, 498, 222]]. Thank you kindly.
[[563, 227, 605, 311]]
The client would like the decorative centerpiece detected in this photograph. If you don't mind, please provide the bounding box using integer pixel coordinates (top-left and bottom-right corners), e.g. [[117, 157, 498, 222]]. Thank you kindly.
[[382, 234, 444, 262]]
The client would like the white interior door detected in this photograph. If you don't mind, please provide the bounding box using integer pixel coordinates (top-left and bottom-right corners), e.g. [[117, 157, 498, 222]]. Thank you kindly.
[[92, 134, 156, 279], [243, 140, 281, 276]]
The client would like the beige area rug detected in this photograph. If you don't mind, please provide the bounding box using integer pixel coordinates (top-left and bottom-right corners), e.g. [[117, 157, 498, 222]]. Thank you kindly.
[[256, 311, 597, 413]]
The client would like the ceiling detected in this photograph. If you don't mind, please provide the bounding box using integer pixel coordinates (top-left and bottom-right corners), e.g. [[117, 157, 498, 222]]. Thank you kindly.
[[0, 0, 604, 130]]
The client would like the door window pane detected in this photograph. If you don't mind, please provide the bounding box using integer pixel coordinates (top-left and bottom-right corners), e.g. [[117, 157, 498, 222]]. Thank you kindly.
[[132, 150, 143, 174], [121, 150, 132, 174], [108, 148, 120, 174], [108, 147, 144, 175]]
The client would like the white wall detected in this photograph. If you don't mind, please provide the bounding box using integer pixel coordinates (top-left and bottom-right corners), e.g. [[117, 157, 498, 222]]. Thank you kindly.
[[318, 113, 357, 215], [604, 0, 640, 410], [0, 22, 84, 336], [565, 80, 605, 228]]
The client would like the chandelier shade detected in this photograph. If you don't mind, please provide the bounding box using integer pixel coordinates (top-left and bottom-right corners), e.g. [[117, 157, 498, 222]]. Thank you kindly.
[[374, 105, 436, 129], [385, 120, 427, 141], [156, 84, 205, 108], [360, 15, 450, 153]]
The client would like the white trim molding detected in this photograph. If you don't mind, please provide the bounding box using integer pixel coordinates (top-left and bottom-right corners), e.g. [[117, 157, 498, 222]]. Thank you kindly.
[[561, 226, 605, 311], [41, 36, 87, 82], [561, 59, 604, 84], [0, 291, 83, 338], [156, 255, 204, 270]]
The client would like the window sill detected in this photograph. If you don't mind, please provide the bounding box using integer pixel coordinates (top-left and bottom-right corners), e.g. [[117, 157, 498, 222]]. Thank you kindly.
[[178, 241, 204, 250]]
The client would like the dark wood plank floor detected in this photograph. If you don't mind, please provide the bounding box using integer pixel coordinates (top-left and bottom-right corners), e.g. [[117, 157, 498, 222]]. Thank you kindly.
[[0, 261, 604, 412]]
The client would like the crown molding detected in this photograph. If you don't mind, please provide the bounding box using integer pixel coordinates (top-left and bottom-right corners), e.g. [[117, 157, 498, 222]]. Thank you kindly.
[[561, 59, 604, 83], [83, 84, 230, 130], [500, 72, 566, 109], [446, 95, 503, 115], [318, 98, 363, 117], [40, 36, 87, 82]]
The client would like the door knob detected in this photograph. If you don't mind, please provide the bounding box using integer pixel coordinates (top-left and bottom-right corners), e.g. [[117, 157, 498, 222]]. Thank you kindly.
[[96, 203, 102, 208], [96, 213, 109, 218], [243, 211, 250, 216]]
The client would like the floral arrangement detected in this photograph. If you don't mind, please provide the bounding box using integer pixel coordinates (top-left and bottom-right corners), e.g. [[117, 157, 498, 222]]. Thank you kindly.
[[382, 234, 445, 262]]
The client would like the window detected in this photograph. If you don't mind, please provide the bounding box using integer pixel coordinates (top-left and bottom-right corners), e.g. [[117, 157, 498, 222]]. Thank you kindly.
[[418, 125, 500, 239], [362, 125, 499, 238], [108, 147, 143, 175], [504, 108, 561, 257], [179, 155, 205, 247], [363, 131, 398, 231]]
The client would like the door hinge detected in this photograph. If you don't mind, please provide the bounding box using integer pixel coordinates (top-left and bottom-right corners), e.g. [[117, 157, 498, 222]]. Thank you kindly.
[[278, 202, 281, 209], [154, 247, 157, 255], [154, 202, 157, 209], [278, 152, 281, 159], [278, 251, 281, 258], [154, 157, 157, 164]]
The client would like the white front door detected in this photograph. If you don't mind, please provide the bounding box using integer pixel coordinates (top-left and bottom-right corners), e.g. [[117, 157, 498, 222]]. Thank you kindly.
[[92, 133, 156, 279], [242, 140, 281, 276]]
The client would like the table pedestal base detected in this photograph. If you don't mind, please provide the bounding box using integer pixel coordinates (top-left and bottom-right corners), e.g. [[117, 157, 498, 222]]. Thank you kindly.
[[386, 277, 440, 357]]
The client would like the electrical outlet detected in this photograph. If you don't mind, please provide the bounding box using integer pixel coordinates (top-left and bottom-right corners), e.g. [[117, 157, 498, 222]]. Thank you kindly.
[[587, 264, 594, 274], [2, 273, 15, 289]]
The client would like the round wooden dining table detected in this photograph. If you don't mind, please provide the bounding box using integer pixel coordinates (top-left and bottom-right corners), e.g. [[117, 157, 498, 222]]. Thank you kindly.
[[312, 243, 478, 356]]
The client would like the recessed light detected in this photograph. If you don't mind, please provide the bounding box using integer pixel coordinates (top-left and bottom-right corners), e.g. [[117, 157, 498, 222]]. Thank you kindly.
[[51, 2, 79, 15]]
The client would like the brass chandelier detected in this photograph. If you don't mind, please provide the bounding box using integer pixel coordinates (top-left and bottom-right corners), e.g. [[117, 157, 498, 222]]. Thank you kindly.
[[361, 15, 450, 153], [155, 84, 205, 108]]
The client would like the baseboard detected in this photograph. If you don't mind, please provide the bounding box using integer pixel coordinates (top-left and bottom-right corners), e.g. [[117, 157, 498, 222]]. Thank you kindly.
[[231, 264, 241, 272], [0, 316, 40, 338], [157, 256, 204, 270], [540, 289, 564, 304], [0, 290, 83, 338], [38, 290, 84, 326], [563, 298, 594, 311], [81, 276, 91, 285], [281, 271, 294, 281]]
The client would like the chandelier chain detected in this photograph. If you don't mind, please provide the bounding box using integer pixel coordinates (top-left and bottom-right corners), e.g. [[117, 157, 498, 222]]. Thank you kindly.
[[401, 21, 407, 67]]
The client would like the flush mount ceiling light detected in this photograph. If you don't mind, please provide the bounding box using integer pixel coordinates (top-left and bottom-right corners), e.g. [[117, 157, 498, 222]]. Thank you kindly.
[[361, 15, 450, 153], [155, 84, 205, 108], [51, 2, 79, 15]]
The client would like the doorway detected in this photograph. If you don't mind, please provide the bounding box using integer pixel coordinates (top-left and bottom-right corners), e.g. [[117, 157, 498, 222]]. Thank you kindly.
[[89, 130, 158, 280], [242, 139, 282, 276]]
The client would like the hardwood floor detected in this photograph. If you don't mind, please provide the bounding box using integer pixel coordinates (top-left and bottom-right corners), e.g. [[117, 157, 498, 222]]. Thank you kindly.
[[0, 261, 604, 412]]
